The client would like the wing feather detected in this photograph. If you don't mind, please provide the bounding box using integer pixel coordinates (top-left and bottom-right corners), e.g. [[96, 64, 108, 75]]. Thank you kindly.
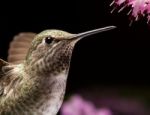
[[8, 32, 36, 64]]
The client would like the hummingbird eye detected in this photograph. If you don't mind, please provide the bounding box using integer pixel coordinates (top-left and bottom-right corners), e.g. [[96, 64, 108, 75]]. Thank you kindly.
[[45, 36, 53, 44]]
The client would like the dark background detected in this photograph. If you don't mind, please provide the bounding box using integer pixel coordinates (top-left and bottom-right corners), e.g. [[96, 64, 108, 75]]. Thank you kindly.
[[0, 0, 150, 93]]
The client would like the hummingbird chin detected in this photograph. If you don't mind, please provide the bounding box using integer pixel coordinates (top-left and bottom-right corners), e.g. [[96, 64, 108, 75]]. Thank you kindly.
[[0, 26, 116, 115]]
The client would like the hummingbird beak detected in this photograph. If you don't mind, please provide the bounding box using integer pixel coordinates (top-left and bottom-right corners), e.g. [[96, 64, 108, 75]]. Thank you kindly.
[[70, 26, 116, 40]]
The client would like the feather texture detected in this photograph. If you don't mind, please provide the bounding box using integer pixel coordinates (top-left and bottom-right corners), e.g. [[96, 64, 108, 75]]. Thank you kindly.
[[8, 33, 36, 64]]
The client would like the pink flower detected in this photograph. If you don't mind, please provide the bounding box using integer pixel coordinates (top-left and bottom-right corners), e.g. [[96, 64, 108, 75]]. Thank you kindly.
[[110, 0, 150, 23], [61, 95, 112, 115], [97, 108, 112, 115]]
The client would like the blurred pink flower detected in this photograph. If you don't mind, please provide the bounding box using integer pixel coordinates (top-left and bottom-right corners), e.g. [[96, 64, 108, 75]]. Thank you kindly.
[[97, 108, 112, 115], [61, 95, 112, 115], [110, 0, 150, 23]]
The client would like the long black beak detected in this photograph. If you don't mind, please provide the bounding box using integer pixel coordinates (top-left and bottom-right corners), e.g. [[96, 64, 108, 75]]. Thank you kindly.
[[70, 26, 116, 40]]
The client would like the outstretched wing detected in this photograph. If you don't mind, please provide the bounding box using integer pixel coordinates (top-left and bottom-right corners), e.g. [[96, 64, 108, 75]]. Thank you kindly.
[[0, 58, 24, 97], [0, 59, 9, 95], [8, 32, 36, 64], [0, 32, 36, 96]]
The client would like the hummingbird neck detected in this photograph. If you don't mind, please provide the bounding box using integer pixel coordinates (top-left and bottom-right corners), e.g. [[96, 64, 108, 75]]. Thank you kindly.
[[23, 59, 70, 115]]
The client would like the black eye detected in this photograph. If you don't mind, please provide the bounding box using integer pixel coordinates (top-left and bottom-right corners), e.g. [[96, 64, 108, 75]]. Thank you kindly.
[[45, 36, 53, 44]]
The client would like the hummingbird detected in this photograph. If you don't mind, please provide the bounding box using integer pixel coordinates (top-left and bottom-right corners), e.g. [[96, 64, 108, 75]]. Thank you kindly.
[[0, 26, 116, 115]]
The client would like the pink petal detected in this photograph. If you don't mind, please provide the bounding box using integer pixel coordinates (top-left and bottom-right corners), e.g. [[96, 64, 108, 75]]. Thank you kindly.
[[112, 0, 150, 23]]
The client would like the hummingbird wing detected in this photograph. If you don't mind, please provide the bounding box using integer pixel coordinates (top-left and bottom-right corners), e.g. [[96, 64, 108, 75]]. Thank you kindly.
[[0, 59, 9, 78], [0, 58, 24, 97], [0, 59, 11, 96], [8, 32, 36, 64], [0, 33, 36, 97]]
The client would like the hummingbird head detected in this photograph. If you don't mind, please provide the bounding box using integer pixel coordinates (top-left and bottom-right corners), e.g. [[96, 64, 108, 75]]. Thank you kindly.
[[25, 26, 116, 75]]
